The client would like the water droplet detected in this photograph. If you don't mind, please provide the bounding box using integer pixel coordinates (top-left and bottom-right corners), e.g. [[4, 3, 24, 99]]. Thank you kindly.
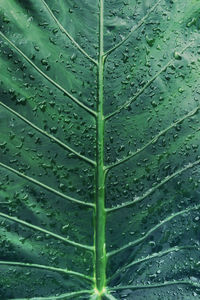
[[174, 51, 182, 60]]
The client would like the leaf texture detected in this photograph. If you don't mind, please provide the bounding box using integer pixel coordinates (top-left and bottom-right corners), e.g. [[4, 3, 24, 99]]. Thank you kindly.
[[0, 0, 200, 299]]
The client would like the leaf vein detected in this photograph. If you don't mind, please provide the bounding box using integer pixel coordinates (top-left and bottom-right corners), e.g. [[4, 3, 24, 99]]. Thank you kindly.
[[105, 44, 191, 120], [0, 211, 94, 251], [107, 204, 200, 256], [0, 101, 96, 166], [0, 32, 96, 117], [108, 245, 198, 283], [41, 0, 98, 65], [0, 162, 94, 208], [9, 290, 93, 300], [0, 261, 93, 281], [106, 106, 200, 170], [108, 280, 200, 292], [107, 159, 200, 212], [104, 0, 162, 57]]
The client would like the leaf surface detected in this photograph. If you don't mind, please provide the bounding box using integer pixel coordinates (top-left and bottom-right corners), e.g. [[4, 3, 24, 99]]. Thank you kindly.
[[0, 0, 200, 299]]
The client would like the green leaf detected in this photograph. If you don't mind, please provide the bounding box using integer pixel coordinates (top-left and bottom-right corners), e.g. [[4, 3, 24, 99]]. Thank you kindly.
[[0, 0, 200, 299]]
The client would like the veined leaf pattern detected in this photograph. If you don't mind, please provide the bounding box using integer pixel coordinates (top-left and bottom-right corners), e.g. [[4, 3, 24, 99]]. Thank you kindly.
[[0, 0, 200, 299]]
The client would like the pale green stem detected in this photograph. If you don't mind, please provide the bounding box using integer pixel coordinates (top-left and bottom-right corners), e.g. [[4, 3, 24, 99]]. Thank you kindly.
[[94, 0, 107, 297]]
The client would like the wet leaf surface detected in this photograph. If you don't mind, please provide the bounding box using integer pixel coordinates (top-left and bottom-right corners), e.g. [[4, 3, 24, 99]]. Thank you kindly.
[[0, 0, 200, 299]]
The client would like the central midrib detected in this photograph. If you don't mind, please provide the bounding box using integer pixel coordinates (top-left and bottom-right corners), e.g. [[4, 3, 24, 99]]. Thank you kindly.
[[94, 0, 106, 297]]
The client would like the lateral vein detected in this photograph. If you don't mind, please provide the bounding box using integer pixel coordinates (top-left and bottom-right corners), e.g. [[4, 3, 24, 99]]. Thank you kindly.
[[104, 0, 161, 56], [0, 162, 94, 208], [105, 44, 191, 120], [0, 261, 93, 281], [108, 280, 200, 291], [107, 159, 200, 212], [104, 293, 118, 300], [107, 204, 200, 257], [106, 106, 200, 170], [0, 211, 94, 251], [107, 246, 198, 283], [41, 0, 98, 65], [0, 31, 96, 117], [9, 290, 93, 300], [0, 101, 96, 166]]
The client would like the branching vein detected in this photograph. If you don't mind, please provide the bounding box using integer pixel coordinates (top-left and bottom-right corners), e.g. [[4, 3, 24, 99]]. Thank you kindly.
[[105, 44, 191, 120], [10, 290, 93, 300], [108, 280, 200, 291], [0, 32, 96, 117], [0, 261, 93, 281], [107, 204, 200, 257], [107, 159, 200, 212], [0, 211, 94, 251], [107, 245, 198, 283], [0, 162, 94, 208], [0, 101, 96, 166], [41, 0, 98, 65], [106, 106, 199, 170], [104, 0, 162, 57], [104, 293, 118, 300]]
